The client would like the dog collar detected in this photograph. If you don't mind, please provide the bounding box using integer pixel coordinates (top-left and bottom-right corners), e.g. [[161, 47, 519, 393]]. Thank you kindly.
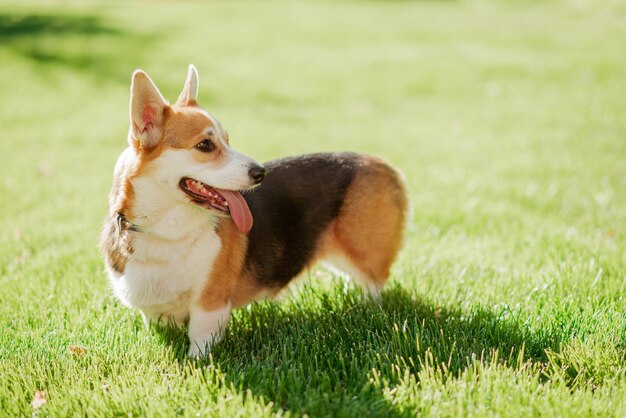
[[116, 212, 142, 234]]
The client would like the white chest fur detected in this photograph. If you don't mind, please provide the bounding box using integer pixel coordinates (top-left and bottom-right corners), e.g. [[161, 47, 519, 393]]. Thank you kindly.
[[108, 173, 222, 325], [111, 224, 220, 325]]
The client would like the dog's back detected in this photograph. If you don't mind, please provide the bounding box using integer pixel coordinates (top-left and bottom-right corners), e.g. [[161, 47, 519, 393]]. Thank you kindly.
[[236, 152, 407, 303]]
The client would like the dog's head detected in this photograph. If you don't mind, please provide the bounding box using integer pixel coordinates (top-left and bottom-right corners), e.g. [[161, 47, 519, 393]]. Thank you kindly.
[[127, 65, 264, 233]]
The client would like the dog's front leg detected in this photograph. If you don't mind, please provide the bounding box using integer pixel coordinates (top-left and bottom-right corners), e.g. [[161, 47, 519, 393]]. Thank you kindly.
[[187, 301, 232, 358], [187, 221, 245, 358]]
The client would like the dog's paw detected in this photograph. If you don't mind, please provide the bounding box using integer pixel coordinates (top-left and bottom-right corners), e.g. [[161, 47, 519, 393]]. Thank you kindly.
[[187, 342, 209, 359], [187, 304, 230, 358], [187, 336, 219, 358]]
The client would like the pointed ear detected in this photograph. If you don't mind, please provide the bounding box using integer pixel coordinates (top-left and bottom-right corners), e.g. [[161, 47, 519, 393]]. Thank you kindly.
[[176, 64, 199, 106], [129, 70, 168, 148]]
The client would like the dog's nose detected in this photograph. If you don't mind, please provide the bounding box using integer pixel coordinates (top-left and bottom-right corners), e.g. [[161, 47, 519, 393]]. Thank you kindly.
[[248, 164, 267, 184]]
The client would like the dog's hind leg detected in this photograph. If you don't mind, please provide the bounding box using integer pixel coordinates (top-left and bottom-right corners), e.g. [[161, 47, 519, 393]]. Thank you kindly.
[[323, 254, 384, 299], [320, 157, 408, 298]]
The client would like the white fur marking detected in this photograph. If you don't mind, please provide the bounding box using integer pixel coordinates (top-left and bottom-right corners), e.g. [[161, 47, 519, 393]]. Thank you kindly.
[[111, 227, 222, 326], [188, 302, 232, 357], [323, 254, 381, 300], [148, 148, 258, 194]]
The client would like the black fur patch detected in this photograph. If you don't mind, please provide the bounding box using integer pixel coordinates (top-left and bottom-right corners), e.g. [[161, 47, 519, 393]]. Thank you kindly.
[[242, 152, 361, 287]]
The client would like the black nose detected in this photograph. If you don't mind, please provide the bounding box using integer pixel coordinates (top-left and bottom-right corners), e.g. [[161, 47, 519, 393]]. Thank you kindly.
[[248, 164, 267, 184]]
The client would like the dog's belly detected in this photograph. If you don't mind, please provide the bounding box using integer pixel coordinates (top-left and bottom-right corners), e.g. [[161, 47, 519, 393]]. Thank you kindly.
[[109, 226, 222, 325]]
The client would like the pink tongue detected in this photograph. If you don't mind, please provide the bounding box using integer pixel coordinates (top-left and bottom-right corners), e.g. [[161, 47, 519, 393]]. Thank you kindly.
[[216, 190, 253, 234]]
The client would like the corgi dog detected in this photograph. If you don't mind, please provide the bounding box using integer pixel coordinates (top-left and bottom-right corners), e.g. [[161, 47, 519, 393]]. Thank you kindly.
[[100, 65, 408, 357]]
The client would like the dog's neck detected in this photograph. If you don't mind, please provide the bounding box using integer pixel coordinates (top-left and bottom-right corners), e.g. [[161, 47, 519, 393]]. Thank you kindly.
[[126, 174, 219, 241]]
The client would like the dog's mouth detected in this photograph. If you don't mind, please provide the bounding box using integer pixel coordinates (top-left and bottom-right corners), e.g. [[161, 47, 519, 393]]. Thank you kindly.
[[178, 177, 253, 234]]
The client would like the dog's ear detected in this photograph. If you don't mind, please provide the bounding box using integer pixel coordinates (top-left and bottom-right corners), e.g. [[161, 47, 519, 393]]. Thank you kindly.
[[176, 64, 199, 106], [129, 70, 168, 149]]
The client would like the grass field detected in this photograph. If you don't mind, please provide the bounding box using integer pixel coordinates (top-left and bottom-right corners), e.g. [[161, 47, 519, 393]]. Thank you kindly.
[[1, 0, 625, 416]]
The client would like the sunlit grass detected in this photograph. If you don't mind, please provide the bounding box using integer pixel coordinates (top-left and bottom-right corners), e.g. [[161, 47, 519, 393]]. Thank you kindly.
[[0, 0, 625, 416]]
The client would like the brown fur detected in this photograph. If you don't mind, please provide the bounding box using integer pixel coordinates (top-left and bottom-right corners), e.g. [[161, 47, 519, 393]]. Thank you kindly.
[[316, 156, 407, 287], [99, 218, 133, 274], [199, 220, 248, 311], [230, 273, 268, 308], [99, 152, 137, 274], [136, 105, 229, 165]]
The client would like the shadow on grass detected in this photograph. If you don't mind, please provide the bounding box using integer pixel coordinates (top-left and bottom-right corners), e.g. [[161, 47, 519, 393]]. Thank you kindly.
[[156, 284, 560, 416], [0, 13, 154, 83]]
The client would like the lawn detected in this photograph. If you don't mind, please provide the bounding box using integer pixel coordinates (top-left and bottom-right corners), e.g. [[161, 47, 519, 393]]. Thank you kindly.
[[1, 0, 625, 416]]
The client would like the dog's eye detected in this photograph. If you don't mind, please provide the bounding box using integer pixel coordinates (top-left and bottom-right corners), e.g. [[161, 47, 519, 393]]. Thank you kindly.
[[195, 139, 215, 153]]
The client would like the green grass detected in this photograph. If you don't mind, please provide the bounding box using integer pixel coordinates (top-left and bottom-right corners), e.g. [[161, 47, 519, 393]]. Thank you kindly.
[[1, 0, 625, 416]]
